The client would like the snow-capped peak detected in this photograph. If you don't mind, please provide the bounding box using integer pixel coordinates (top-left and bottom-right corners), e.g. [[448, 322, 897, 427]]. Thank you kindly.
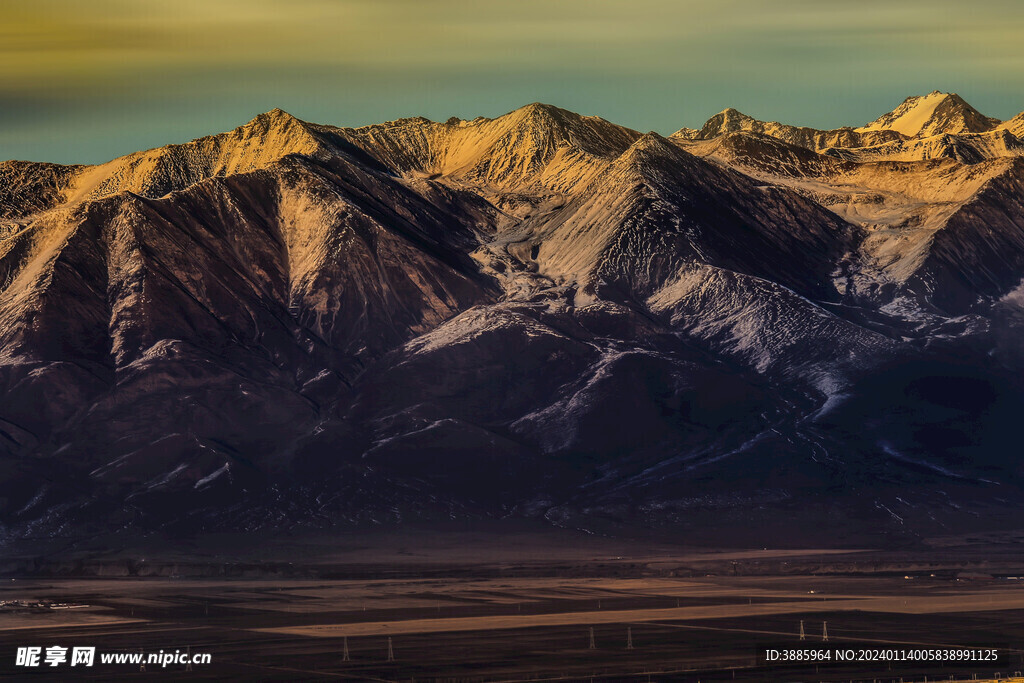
[[856, 91, 998, 138]]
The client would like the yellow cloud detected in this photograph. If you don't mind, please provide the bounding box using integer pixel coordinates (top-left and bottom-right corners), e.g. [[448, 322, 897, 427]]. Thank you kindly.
[[4, 0, 1024, 95]]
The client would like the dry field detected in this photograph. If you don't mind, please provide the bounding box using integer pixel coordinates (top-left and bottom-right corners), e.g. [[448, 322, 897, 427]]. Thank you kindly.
[[3, 557, 1024, 681]]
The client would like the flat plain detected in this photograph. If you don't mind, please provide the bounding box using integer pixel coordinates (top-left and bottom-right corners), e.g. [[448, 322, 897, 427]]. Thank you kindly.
[[3, 539, 1024, 681]]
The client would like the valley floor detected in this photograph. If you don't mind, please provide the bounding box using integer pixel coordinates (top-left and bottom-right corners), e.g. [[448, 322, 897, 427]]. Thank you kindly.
[[3, 535, 1024, 681]]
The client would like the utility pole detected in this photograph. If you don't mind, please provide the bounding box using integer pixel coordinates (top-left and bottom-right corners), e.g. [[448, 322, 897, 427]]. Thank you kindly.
[[589, 627, 596, 650]]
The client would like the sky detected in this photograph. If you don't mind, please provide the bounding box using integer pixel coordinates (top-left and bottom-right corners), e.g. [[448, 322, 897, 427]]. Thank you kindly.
[[3, 0, 1024, 164]]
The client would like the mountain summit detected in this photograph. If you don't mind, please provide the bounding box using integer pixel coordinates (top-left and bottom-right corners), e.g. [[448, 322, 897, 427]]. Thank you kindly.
[[857, 91, 1000, 137], [339, 102, 640, 198]]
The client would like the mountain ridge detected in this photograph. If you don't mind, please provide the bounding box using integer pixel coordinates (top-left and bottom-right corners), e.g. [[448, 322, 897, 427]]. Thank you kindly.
[[673, 92, 1022, 163], [2, 95, 1024, 547]]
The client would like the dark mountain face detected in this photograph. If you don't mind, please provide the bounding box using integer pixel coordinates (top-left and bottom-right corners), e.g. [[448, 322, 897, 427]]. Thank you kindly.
[[2, 97, 1024, 547]]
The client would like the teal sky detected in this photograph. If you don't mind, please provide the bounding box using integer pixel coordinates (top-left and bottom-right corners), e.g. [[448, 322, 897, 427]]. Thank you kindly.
[[3, 0, 1024, 164]]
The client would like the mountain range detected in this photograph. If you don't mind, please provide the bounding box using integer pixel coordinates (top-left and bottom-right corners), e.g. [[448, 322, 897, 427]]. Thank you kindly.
[[2, 91, 1024, 548]]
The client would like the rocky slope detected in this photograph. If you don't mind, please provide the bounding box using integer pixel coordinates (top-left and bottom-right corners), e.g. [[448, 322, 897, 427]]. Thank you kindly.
[[2, 95, 1024, 547]]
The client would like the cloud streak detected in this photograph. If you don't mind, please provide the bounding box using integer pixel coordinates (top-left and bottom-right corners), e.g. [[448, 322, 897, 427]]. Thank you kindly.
[[2, 0, 1024, 163]]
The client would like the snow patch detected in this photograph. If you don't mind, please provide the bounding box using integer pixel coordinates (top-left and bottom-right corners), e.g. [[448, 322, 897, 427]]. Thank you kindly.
[[857, 92, 948, 137]]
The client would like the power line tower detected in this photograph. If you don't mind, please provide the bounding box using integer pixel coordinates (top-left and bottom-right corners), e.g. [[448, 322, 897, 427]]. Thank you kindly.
[[822, 621, 829, 642], [799, 620, 806, 640], [588, 627, 596, 650], [185, 646, 192, 672], [626, 627, 634, 650], [386, 637, 394, 662], [342, 636, 350, 662]]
